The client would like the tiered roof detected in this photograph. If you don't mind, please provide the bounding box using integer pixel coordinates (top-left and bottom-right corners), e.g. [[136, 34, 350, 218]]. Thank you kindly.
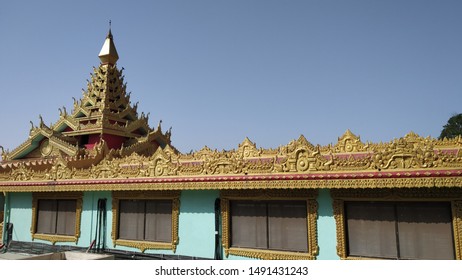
[[0, 29, 171, 165]]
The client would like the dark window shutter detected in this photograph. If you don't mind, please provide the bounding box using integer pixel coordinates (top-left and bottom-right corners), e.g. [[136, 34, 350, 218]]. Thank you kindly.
[[36, 199, 57, 234], [397, 202, 454, 260], [346, 202, 397, 258], [230, 201, 267, 249], [268, 201, 308, 252], [118, 200, 145, 240], [56, 200, 76, 236]]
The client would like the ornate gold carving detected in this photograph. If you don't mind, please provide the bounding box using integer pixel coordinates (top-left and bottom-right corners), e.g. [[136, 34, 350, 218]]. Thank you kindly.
[[333, 199, 347, 259], [31, 192, 83, 244], [10, 163, 34, 181], [452, 200, 462, 260], [3, 177, 462, 193], [111, 191, 180, 252], [331, 188, 462, 260], [147, 146, 179, 176], [335, 130, 365, 153], [237, 137, 261, 158], [90, 158, 121, 179], [220, 189, 318, 260], [370, 137, 438, 170], [227, 248, 315, 260], [4, 130, 462, 185], [40, 139, 53, 156], [45, 158, 75, 180]]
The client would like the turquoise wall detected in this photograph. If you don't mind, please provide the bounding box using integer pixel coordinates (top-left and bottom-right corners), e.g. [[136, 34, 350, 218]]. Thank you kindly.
[[5, 189, 340, 259], [8, 192, 33, 242], [316, 189, 339, 259], [78, 191, 112, 248], [171, 190, 219, 258], [7, 191, 113, 248]]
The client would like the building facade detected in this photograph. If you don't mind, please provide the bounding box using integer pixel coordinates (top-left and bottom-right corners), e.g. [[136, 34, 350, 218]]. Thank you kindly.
[[1, 31, 462, 260]]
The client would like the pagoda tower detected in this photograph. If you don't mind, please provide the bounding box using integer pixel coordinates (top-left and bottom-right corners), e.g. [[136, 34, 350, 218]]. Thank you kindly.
[[1, 29, 171, 162]]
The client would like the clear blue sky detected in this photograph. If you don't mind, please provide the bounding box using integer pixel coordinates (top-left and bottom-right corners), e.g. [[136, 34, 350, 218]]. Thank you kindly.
[[1, 0, 461, 154]]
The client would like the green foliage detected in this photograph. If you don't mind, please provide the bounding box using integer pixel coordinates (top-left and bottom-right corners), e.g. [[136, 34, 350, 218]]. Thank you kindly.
[[439, 113, 462, 139]]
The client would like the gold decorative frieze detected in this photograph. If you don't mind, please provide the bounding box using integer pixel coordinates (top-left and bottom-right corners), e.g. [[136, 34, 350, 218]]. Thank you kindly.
[[111, 191, 180, 252], [220, 189, 318, 260], [331, 188, 462, 260], [3, 176, 462, 193], [4, 131, 462, 186], [10, 163, 34, 181]]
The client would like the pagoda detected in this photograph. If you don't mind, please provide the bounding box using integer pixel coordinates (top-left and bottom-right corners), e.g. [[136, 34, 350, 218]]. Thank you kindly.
[[0, 29, 171, 166]]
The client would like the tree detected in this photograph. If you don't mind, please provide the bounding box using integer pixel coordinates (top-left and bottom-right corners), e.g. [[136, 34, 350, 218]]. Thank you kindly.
[[439, 113, 462, 139]]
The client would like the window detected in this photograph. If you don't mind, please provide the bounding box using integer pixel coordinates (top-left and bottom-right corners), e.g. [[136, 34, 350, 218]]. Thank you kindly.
[[345, 201, 454, 260], [332, 188, 462, 260], [36, 199, 77, 236], [231, 200, 308, 252], [31, 192, 83, 244], [112, 191, 180, 252], [118, 199, 172, 243], [221, 189, 318, 260]]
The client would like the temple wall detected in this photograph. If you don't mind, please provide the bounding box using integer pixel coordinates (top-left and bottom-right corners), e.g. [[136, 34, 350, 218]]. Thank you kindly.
[[316, 189, 340, 260], [5, 190, 341, 259], [8, 192, 33, 242], [172, 190, 219, 258], [77, 191, 113, 248]]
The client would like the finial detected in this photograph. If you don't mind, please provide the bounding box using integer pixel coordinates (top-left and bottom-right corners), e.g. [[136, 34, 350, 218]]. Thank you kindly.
[[99, 21, 119, 65], [107, 20, 113, 39], [39, 115, 44, 127]]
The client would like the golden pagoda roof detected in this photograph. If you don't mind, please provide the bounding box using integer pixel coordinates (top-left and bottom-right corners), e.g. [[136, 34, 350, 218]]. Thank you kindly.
[[0, 30, 171, 162]]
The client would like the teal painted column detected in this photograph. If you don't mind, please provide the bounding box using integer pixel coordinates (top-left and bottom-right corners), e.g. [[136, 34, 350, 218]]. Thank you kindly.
[[316, 189, 340, 260], [175, 190, 219, 259]]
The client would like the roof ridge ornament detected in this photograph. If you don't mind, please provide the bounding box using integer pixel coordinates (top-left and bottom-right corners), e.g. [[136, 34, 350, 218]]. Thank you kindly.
[[98, 21, 119, 65]]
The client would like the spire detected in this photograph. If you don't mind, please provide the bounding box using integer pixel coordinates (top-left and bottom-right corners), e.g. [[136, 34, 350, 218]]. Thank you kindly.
[[98, 21, 119, 65]]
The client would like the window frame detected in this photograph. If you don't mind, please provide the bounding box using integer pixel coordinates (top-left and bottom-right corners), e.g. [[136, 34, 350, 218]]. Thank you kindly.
[[221, 189, 318, 260], [112, 191, 180, 253], [332, 188, 462, 260], [31, 192, 83, 244]]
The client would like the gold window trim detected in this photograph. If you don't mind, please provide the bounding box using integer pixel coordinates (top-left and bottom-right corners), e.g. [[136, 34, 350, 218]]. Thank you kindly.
[[31, 192, 83, 244], [331, 188, 462, 260], [221, 189, 318, 260], [111, 190, 180, 253]]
